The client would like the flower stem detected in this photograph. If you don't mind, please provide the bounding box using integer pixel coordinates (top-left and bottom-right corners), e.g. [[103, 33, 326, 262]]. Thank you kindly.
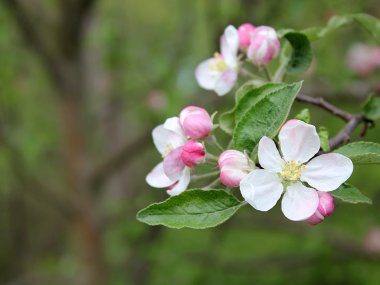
[[211, 135, 224, 153], [262, 65, 273, 81], [192, 171, 219, 182], [203, 178, 221, 190]]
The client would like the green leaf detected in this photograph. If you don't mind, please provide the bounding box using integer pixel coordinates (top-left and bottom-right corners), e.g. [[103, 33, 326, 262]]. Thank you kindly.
[[136, 190, 244, 229], [283, 32, 312, 74], [305, 14, 380, 44], [318, 126, 330, 152], [233, 81, 302, 154], [363, 94, 380, 120], [295, 108, 310, 123], [335, 141, 380, 164], [219, 81, 274, 135], [331, 183, 372, 204]]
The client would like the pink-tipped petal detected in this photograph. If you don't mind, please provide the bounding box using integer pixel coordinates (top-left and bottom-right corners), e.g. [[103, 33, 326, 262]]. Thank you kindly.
[[163, 147, 185, 181], [214, 69, 238, 96], [146, 162, 175, 188], [167, 167, 191, 196]]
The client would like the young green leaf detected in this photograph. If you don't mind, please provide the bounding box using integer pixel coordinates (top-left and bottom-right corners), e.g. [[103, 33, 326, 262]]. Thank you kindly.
[[363, 94, 380, 121], [318, 126, 330, 152], [233, 81, 303, 154], [334, 141, 380, 164], [331, 183, 372, 204], [283, 32, 312, 74], [295, 108, 310, 123], [136, 190, 244, 229]]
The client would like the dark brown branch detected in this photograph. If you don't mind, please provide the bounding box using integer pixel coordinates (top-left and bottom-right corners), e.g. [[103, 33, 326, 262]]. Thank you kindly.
[[296, 94, 353, 122], [329, 114, 364, 150], [3, 0, 62, 83], [89, 130, 152, 187]]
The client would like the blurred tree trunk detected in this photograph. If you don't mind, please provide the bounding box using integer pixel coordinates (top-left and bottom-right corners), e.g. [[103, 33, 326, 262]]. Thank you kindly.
[[3, 1, 107, 284]]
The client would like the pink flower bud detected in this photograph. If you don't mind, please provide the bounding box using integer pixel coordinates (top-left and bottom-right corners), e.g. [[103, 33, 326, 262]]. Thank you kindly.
[[181, 140, 206, 167], [307, 192, 335, 225], [247, 26, 280, 65], [179, 106, 213, 139], [238, 23, 255, 49], [218, 150, 253, 187]]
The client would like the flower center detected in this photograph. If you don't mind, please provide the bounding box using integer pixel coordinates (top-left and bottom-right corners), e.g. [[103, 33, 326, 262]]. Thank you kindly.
[[162, 144, 173, 158], [210, 52, 228, 71], [280, 160, 306, 182]]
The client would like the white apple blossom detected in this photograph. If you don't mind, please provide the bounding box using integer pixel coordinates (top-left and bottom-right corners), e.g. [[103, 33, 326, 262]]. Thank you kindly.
[[240, 119, 353, 221], [195, 25, 239, 96], [145, 117, 190, 196]]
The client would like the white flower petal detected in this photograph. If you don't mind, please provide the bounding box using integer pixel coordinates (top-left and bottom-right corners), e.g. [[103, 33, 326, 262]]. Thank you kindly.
[[152, 123, 185, 155], [163, 147, 185, 181], [146, 162, 175, 188], [281, 182, 319, 221], [258, 136, 285, 172], [195, 58, 220, 90], [279, 120, 320, 163], [167, 167, 191, 196], [301, 153, 353, 192], [163, 117, 186, 139], [221, 25, 239, 68], [214, 69, 237, 96], [240, 169, 283, 211]]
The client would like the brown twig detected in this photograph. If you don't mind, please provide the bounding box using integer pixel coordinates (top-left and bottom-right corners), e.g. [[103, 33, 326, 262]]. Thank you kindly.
[[296, 94, 353, 122], [329, 114, 365, 150]]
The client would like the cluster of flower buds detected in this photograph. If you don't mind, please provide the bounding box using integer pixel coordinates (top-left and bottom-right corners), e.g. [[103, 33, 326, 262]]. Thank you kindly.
[[195, 23, 281, 96], [146, 106, 212, 196]]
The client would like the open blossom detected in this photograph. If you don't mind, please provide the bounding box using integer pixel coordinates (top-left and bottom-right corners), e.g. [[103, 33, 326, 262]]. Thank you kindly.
[[179, 106, 212, 139], [181, 140, 205, 167], [306, 192, 335, 225], [145, 117, 190, 196], [247, 26, 280, 65], [218, 150, 254, 187], [238, 23, 255, 49], [195, 25, 239, 96], [240, 120, 353, 221]]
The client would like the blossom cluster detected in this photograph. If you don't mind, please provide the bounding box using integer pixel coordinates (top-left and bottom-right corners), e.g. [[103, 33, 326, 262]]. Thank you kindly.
[[146, 22, 355, 225], [196, 23, 280, 96]]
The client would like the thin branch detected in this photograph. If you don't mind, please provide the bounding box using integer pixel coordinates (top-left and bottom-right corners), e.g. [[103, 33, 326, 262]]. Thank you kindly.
[[329, 114, 365, 150], [296, 94, 353, 122], [89, 130, 152, 187]]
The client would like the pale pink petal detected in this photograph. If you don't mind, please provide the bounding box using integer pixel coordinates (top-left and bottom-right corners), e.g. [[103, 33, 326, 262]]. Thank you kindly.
[[258, 136, 285, 172], [163, 147, 185, 181], [240, 169, 283, 211], [146, 162, 175, 188], [152, 125, 181, 155], [279, 120, 320, 163], [221, 25, 239, 68], [281, 182, 319, 221], [195, 58, 220, 90], [164, 117, 186, 139], [301, 153, 353, 192], [167, 167, 191, 196], [214, 69, 237, 96]]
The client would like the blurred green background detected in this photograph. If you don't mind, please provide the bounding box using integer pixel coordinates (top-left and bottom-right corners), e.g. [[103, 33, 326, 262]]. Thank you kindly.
[[0, 0, 380, 284]]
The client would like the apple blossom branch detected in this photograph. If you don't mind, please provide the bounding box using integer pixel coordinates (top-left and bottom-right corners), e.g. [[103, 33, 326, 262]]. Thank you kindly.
[[296, 94, 372, 150]]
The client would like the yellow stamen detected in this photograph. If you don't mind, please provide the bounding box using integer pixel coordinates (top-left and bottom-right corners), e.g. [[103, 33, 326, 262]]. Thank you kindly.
[[210, 52, 228, 71], [161, 144, 173, 158], [280, 160, 306, 181]]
